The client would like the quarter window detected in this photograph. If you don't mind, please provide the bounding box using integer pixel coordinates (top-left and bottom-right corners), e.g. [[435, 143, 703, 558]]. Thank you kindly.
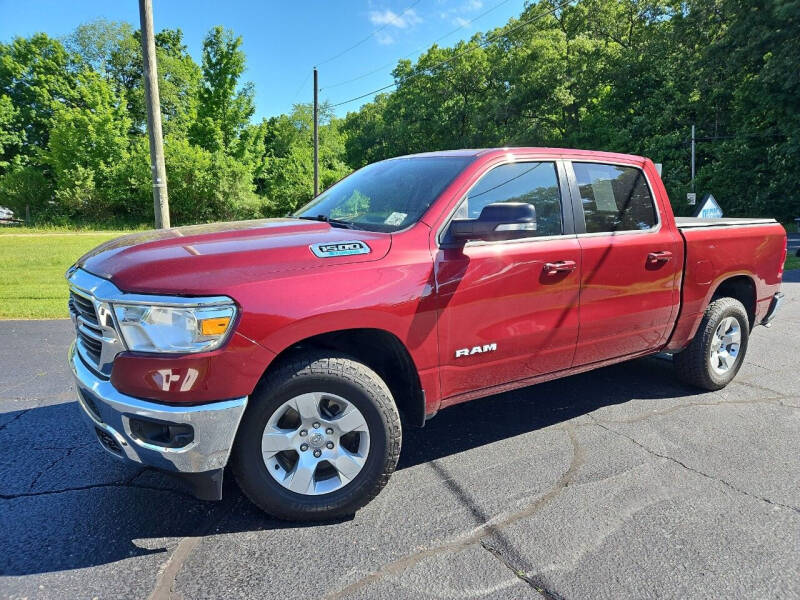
[[455, 162, 563, 237], [573, 163, 657, 233]]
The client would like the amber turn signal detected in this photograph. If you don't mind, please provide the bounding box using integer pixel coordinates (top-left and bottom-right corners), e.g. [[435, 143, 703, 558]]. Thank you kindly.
[[199, 316, 231, 336]]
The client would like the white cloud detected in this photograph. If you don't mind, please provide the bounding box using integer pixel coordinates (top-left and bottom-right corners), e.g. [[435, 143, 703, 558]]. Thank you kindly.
[[438, 0, 484, 25], [375, 31, 396, 45], [369, 8, 423, 28]]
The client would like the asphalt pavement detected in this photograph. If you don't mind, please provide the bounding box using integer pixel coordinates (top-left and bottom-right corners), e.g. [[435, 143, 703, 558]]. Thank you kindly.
[[1, 273, 799, 599]]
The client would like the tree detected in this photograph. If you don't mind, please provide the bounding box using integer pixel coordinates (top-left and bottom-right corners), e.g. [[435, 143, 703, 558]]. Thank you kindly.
[[258, 104, 349, 215], [0, 34, 80, 157], [0, 94, 24, 171], [45, 70, 132, 217], [3, 4, 797, 227], [190, 26, 254, 153], [67, 20, 201, 136]]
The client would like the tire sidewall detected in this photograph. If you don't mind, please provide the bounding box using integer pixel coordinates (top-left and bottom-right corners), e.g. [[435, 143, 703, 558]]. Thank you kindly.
[[233, 359, 397, 518], [704, 302, 749, 387]]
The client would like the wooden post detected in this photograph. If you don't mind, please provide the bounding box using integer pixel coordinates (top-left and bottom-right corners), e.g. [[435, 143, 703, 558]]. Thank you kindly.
[[313, 67, 319, 197], [139, 0, 170, 228]]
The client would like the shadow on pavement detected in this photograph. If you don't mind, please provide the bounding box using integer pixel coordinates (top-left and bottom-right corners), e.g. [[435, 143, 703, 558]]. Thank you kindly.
[[1, 354, 701, 576]]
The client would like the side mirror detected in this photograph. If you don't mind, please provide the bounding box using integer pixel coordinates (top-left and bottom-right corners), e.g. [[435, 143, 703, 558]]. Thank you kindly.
[[448, 202, 537, 242]]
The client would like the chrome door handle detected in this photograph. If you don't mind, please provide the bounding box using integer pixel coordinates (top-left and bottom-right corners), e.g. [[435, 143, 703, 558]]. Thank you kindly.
[[543, 260, 577, 275], [647, 251, 673, 263]]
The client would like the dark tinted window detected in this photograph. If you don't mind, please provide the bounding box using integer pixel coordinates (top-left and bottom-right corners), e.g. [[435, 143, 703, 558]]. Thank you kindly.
[[456, 162, 563, 237], [295, 156, 472, 232], [573, 163, 657, 233]]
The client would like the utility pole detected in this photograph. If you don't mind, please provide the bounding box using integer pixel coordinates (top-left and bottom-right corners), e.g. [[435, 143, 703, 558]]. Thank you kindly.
[[139, 0, 170, 229], [313, 67, 319, 197], [690, 124, 695, 193]]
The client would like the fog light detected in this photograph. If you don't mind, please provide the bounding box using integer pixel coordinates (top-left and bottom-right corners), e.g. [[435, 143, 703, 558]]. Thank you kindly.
[[129, 416, 194, 449]]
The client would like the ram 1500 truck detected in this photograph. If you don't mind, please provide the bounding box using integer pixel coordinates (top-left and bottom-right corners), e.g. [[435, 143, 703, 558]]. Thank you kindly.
[[67, 148, 786, 520]]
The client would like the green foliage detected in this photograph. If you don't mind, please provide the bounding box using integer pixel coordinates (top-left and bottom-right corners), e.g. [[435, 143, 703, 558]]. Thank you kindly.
[[0, 94, 23, 169], [1, 3, 797, 227], [46, 71, 132, 216], [190, 26, 254, 153], [257, 104, 350, 216], [163, 136, 261, 224], [0, 33, 80, 159], [342, 0, 799, 223]]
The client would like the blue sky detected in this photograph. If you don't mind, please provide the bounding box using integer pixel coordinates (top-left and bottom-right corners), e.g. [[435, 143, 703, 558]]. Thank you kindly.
[[0, 0, 526, 121]]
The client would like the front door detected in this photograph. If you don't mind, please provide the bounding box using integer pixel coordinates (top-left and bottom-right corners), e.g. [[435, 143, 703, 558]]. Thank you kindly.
[[567, 160, 681, 365], [434, 159, 581, 401]]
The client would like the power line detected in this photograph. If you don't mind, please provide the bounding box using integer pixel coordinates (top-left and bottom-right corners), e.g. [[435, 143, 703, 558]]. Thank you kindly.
[[288, 70, 313, 108], [322, 0, 516, 92], [329, 0, 573, 108], [316, 0, 424, 67]]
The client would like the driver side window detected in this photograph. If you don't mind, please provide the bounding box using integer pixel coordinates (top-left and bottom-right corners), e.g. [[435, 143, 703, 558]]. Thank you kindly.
[[455, 161, 563, 237]]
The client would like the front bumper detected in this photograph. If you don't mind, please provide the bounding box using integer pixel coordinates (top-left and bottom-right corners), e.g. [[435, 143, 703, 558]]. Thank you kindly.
[[70, 342, 247, 474]]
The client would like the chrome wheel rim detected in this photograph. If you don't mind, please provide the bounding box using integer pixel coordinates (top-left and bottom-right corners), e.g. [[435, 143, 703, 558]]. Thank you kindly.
[[261, 392, 370, 495], [709, 316, 742, 375]]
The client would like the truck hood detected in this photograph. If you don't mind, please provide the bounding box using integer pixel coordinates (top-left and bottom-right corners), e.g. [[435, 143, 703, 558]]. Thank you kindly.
[[75, 218, 392, 295]]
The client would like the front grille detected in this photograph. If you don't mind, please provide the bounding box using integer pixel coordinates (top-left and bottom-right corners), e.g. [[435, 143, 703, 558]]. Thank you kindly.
[[68, 285, 122, 376], [79, 328, 103, 364], [69, 291, 98, 325]]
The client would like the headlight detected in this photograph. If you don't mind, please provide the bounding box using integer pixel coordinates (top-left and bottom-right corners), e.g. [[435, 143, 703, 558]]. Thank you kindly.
[[113, 302, 236, 354]]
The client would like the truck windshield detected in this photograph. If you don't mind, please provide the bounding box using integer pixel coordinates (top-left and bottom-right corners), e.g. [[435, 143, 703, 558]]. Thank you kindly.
[[294, 156, 473, 232]]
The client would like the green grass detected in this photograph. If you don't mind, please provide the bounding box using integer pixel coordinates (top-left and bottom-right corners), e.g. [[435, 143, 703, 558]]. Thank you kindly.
[[785, 253, 800, 272], [0, 232, 124, 319], [0, 225, 145, 235]]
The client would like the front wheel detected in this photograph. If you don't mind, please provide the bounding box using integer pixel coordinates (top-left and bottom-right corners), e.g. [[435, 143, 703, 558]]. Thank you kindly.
[[673, 297, 750, 391], [231, 352, 401, 521]]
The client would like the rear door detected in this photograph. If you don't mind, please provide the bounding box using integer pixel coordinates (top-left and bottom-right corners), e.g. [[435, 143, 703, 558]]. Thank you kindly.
[[434, 159, 581, 401], [566, 160, 681, 365]]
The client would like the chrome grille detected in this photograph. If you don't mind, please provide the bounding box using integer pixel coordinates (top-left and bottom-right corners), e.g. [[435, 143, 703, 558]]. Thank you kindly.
[[68, 283, 124, 377], [78, 325, 103, 364], [69, 292, 98, 325]]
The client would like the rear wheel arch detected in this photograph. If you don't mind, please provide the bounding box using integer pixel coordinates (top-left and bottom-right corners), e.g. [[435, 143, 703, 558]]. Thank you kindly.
[[709, 274, 757, 328]]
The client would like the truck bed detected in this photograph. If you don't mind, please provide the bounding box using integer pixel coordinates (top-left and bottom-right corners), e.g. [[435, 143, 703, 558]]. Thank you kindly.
[[665, 218, 786, 352], [675, 217, 777, 229]]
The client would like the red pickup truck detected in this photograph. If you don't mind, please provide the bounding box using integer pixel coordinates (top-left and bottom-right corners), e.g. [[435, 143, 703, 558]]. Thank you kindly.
[[67, 148, 786, 520]]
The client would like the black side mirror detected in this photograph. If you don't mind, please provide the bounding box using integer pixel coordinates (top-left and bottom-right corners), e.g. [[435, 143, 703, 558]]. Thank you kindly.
[[448, 202, 538, 242]]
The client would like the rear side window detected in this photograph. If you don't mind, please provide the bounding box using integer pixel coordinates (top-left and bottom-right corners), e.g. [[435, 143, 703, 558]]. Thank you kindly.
[[573, 163, 657, 233], [456, 161, 563, 237]]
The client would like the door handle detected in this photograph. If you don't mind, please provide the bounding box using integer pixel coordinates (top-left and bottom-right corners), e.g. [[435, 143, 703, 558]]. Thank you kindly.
[[647, 251, 673, 264], [543, 260, 577, 275]]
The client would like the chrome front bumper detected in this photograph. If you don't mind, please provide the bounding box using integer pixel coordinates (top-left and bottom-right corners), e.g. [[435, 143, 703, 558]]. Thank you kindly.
[[70, 343, 247, 473]]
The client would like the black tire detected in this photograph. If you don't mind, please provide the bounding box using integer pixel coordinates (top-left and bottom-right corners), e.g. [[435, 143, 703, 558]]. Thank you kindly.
[[231, 351, 401, 521], [673, 297, 750, 391]]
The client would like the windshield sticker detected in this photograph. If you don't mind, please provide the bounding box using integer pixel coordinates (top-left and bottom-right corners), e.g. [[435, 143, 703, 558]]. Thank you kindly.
[[310, 241, 372, 258], [385, 212, 407, 226]]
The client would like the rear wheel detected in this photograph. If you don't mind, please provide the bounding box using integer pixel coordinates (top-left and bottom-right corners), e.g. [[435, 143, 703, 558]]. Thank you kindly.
[[231, 352, 401, 521], [674, 297, 750, 390]]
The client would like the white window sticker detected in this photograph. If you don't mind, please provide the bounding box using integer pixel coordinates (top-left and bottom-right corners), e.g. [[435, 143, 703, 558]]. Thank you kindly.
[[586, 165, 618, 212], [385, 212, 407, 226]]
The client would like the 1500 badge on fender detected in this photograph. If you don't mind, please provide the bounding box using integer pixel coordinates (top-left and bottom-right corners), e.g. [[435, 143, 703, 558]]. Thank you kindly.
[[310, 241, 371, 258]]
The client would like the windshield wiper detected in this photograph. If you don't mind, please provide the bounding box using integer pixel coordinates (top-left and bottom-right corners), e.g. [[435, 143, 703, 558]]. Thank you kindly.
[[295, 215, 356, 229]]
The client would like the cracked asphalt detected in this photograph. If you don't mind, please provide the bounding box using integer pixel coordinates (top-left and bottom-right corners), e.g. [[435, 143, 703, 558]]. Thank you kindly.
[[2, 272, 799, 600]]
